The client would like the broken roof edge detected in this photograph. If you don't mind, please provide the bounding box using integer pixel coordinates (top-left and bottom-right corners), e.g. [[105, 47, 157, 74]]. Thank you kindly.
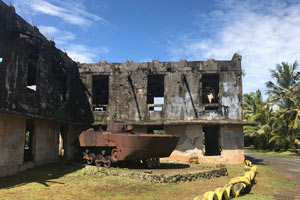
[[79, 53, 241, 65]]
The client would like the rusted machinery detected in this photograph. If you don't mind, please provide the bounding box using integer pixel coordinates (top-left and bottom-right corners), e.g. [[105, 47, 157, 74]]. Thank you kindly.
[[78, 122, 179, 167]]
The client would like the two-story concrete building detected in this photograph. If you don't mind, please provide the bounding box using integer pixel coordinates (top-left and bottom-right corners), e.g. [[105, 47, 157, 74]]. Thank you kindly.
[[79, 55, 248, 164]]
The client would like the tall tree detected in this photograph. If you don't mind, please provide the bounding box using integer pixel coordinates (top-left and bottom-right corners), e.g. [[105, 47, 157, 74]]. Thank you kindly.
[[243, 90, 276, 149], [266, 61, 300, 152]]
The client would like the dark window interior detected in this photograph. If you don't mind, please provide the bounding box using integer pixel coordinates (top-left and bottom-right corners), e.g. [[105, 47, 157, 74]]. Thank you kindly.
[[147, 75, 164, 104], [92, 75, 109, 105], [204, 105, 219, 111], [202, 74, 219, 104], [203, 125, 221, 156], [24, 120, 34, 162], [27, 63, 37, 86], [147, 125, 165, 134]]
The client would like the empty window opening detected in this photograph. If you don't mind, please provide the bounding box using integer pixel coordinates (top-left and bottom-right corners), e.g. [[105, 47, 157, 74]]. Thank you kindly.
[[147, 75, 164, 104], [92, 75, 109, 105], [93, 105, 107, 111], [149, 106, 163, 111], [203, 125, 221, 156], [202, 74, 219, 104], [24, 120, 34, 162], [147, 125, 165, 134], [26, 63, 37, 91], [58, 125, 67, 157]]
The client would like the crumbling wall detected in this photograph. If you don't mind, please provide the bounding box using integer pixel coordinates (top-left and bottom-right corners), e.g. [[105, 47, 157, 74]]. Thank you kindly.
[[0, 1, 93, 176], [79, 54, 243, 125], [0, 1, 93, 124]]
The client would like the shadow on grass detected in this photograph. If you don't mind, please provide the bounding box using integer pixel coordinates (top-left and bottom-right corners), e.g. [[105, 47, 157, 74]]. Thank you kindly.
[[244, 155, 267, 165], [0, 161, 83, 189]]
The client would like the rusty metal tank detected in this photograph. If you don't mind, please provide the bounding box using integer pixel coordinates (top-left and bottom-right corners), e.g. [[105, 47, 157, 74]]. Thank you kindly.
[[78, 122, 179, 167]]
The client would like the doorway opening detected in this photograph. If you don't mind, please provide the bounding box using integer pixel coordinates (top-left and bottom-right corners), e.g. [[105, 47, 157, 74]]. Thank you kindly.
[[24, 120, 34, 162], [203, 125, 221, 156], [58, 125, 67, 157]]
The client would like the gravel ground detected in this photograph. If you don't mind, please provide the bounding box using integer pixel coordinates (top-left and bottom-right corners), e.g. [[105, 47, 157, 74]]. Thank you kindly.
[[245, 153, 300, 200]]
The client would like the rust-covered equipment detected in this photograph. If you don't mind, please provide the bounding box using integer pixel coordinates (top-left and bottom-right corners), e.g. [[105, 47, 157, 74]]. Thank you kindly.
[[78, 122, 179, 167]]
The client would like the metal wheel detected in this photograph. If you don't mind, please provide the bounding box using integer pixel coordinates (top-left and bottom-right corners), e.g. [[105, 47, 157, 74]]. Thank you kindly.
[[103, 156, 112, 168], [111, 148, 118, 163], [95, 155, 104, 167], [86, 153, 95, 165]]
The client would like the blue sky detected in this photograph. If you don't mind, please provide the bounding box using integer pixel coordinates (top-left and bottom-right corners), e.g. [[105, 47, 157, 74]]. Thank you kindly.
[[4, 0, 300, 95]]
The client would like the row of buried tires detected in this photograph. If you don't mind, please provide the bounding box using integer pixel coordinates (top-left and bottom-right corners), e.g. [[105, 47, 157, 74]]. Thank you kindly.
[[194, 160, 257, 200]]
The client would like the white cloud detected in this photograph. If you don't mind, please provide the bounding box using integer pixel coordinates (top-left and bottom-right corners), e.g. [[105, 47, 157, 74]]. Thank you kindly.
[[12, 0, 107, 26], [168, 0, 300, 94], [39, 26, 76, 45], [65, 44, 109, 63], [38, 26, 108, 63]]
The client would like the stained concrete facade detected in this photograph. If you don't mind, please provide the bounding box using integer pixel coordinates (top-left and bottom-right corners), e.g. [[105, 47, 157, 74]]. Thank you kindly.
[[0, 1, 93, 177], [79, 55, 247, 164]]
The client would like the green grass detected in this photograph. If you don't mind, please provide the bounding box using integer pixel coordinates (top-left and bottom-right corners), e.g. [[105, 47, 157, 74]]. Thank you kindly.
[[0, 162, 295, 200], [244, 147, 300, 158]]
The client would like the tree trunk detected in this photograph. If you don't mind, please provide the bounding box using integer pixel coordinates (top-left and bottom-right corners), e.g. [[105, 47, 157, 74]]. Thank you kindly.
[[290, 134, 297, 153]]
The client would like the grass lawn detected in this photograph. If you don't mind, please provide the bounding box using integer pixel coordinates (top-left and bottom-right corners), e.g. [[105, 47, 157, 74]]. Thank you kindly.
[[244, 147, 300, 158], [0, 162, 295, 200]]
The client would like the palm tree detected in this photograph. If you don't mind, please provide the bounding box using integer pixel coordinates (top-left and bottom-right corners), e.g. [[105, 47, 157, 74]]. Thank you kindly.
[[243, 90, 264, 121], [243, 90, 276, 149], [266, 61, 300, 152]]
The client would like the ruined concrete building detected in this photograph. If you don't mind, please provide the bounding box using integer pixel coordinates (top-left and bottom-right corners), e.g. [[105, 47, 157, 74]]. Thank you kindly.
[[0, 1, 93, 177], [0, 0, 247, 177], [79, 54, 247, 164]]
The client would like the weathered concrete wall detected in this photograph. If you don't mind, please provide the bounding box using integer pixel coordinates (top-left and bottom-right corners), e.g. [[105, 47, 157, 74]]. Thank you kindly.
[[34, 120, 59, 165], [0, 1, 94, 176], [0, 114, 25, 176], [0, 1, 93, 124], [165, 125, 203, 152], [162, 124, 244, 164], [79, 54, 243, 125], [0, 114, 61, 176], [221, 125, 244, 150]]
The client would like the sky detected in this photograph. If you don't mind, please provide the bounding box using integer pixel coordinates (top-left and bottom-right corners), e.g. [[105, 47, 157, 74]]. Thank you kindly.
[[4, 0, 300, 96]]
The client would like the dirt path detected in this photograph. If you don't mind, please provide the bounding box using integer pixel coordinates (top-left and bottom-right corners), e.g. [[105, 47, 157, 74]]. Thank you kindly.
[[245, 153, 300, 200]]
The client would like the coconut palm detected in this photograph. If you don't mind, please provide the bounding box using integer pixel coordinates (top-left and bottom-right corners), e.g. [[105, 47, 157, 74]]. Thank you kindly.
[[243, 90, 276, 149], [266, 61, 300, 152]]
